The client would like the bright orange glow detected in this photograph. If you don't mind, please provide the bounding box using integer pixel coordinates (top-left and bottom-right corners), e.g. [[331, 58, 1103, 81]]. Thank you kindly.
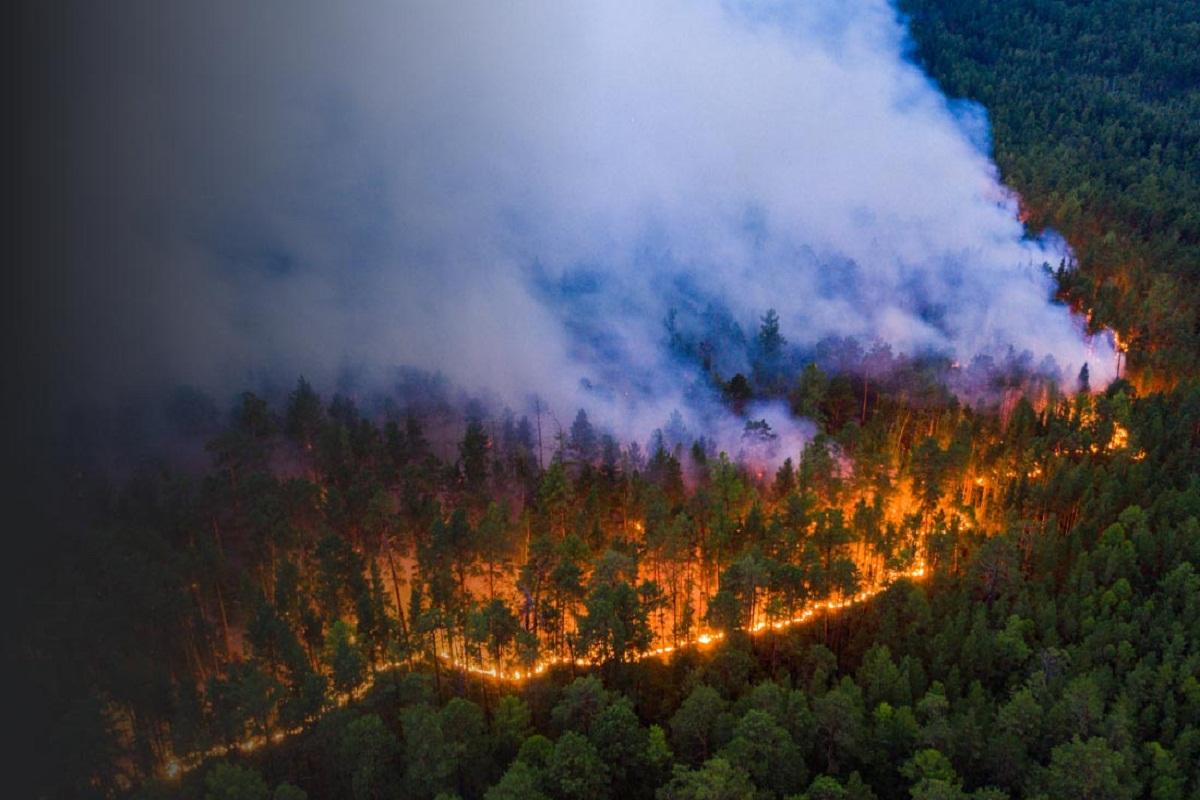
[[159, 552, 930, 780], [1109, 422, 1130, 450]]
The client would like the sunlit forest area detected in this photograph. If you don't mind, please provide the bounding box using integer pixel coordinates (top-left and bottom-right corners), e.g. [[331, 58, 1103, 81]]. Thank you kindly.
[[14, 1, 1200, 799]]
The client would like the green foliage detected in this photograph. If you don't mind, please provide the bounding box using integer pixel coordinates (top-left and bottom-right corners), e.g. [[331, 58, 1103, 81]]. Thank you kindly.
[[670, 685, 730, 766], [339, 714, 399, 800], [204, 763, 268, 800], [552, 675, 614, 735], [492, 694, 533, 763], [719, 708, 806, 797], [901, 749, 963, 800], [545, 731, 610, 800], [324, 620, 367, 697], [1041, 737, 1138, 800], [657, 757, 756, 800], [485, 761, 549, 800], [402, 704, 455, 799], [590, 698, 656, 798], [900, 0, 1200, 382]]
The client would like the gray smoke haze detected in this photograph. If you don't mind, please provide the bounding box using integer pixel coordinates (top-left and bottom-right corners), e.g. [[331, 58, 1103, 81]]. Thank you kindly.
[[28, 0, 1115, 451]]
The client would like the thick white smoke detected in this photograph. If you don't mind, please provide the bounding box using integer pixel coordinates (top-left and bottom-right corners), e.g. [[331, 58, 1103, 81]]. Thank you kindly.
[[46, 0, 1114, 451]]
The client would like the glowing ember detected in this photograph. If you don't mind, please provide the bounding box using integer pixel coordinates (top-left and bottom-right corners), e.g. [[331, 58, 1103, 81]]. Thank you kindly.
[[1109, 422, 1130, 450]]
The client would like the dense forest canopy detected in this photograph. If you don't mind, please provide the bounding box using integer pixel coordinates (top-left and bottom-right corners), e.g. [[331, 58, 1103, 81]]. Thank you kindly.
[[899, 0, 1200, 387], [27, 339, 1199, 800], [12, 1, 1200, 800]]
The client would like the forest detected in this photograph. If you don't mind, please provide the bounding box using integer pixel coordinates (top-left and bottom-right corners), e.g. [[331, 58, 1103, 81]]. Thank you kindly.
[[900, 0, 1200, 388], [28, 328, 1200, 800], [14, 1, 1200, 799]]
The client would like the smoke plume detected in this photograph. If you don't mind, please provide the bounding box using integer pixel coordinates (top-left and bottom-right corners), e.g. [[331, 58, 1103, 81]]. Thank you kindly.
[[23, 0, 1115, 454]]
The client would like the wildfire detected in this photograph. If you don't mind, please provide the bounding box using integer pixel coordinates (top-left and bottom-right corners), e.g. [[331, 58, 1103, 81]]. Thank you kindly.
[[431, 560, 927, 686], [159, 726, 305, 781], [1109, 422, 1130, 450], [159, 560, 929, 782], [1103, 421, 1145, 459], [1048, 419, 1142, 460]]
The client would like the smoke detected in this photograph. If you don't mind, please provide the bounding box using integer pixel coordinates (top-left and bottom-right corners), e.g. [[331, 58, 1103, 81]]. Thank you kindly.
[[25, 0, 1114, 459]]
